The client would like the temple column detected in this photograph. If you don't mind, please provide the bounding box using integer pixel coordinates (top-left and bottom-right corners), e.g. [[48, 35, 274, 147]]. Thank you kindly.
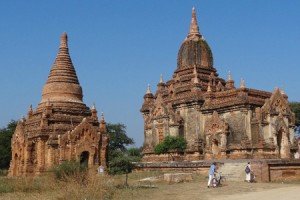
[[36, 138, 46, 174]]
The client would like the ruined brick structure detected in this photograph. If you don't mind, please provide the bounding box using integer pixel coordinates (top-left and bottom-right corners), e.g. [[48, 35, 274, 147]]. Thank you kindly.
[[8, 32, 108, 176], [141, 8, 296, 161]]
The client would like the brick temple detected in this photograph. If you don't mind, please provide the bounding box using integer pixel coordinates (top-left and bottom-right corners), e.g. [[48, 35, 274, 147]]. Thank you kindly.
[[8, 33, 108, 176], [141, 8, 297, 161]]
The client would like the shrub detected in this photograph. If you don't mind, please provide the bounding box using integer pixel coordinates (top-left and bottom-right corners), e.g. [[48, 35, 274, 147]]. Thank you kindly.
[[109, 157, 135, 175], [154, 136, 187, 155], [52, 159, 87, 182], [0, 169, 8, 176]]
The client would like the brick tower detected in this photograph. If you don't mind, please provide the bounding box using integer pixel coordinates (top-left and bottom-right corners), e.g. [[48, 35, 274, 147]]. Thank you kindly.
[[8, 33, 108, 176]]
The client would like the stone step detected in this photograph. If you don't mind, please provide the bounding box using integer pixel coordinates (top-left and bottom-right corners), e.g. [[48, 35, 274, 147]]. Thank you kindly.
[[216, 162, 247, 181]]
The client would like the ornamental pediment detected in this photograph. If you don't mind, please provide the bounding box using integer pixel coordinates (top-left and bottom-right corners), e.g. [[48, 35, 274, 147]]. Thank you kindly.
[[262, 88, 291, 115], [205, 111, 229, 134], [60, 118, 99, 144]]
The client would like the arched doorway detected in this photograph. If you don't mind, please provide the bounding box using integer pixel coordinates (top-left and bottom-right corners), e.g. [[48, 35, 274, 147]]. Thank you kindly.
[[277, 127, 290, 158], [13, 153, 19, 176], [277, 128, 283, 157], [80, 151, 89, 168], [211, 139, 221, 156]]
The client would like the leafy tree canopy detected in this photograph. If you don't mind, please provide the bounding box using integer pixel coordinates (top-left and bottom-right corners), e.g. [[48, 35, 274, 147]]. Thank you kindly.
[[289, 102, 300, 126], [154, 135, 187, 155], [289, 102, 300, 139], [107, 123, 134, 152], [0, 120, 17, 169], [106, 123, 141, 175]]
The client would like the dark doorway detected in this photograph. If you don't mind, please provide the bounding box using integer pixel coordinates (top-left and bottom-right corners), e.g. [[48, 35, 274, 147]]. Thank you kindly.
[[80, 151, 89, 168], [13, 153, 19, 176], [277, 128, 283, 157]]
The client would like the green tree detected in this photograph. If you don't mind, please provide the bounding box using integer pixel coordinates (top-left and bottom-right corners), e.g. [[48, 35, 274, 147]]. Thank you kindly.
[[154, 135, 187, 160], [290, 102, 300, 139], [107, 123, 134, 153], [106, 123, 135, 175], [0, 120, 17, 169], [127, 147, 142, 162]]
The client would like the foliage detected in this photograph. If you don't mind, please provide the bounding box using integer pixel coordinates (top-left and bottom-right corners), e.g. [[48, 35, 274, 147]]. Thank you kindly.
[[289, 102, 300, 126], [127, 147, 142, 162], [52, 159, 87, 182], [106, 123, 142, 175], [289, 102, 300, 139], [107, 123, 134, 153], [108, 156, 135, 175], [154, 135, 187, 155], [0, 120, 17, 169], [0, 169, 8, 176]]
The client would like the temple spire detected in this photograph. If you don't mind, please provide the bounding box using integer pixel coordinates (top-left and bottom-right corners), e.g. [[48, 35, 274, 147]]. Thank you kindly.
[[146, 83, 151, 94], [41, 32, 83, 103], [100, 112, 105, 123], [99, 112, 107, 132], [159, 74, 164, 83], [193, 65, 199, 83], [228, 71, 232, 81], [240, 79, 245, 89], [92, 102, 96, 110], [60, 32, 68, 48], [188, 7, 201, 37]]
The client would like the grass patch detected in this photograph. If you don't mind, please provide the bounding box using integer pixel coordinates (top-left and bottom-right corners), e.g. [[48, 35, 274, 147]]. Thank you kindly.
[[0, 169, 8, 176]]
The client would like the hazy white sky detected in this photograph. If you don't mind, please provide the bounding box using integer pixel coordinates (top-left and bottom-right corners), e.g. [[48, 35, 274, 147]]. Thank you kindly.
[[0, 0, 299, 147]]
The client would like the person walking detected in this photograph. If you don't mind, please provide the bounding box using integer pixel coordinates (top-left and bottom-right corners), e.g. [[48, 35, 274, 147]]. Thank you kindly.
[[207, 162, 216, 188], [245, 162, 251, 182]]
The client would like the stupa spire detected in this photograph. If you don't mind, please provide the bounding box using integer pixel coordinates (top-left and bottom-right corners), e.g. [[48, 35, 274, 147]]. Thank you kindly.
[[188, 7, 201, 37], [100, 112, 105, 122], [92, 102, 96, 110], [41, 32, 83, 103], [60, 32, 68, 48], [146, 83, 151, 94], [159, 74, 164, 83], [99, 112, 107, 132], [193, 65, 199, 83], [240, 79, 245, 89], [228, 71, 232, 81]]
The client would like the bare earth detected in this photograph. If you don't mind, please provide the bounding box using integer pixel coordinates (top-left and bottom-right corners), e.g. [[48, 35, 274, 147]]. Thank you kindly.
[[214, 185, 300, 200], [111, 175, 300, 200], [0, 174, 299, 200]]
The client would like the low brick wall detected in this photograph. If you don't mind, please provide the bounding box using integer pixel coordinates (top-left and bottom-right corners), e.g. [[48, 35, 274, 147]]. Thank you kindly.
[[251, 159, 300, 182], [134, 161, 211, 176]]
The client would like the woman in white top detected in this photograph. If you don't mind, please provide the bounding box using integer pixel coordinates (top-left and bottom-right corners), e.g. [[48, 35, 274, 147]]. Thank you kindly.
[[245, 162, 251, 182]]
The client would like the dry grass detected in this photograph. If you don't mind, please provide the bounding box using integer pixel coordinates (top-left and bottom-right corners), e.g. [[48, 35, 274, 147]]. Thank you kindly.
[[0, 171, 299, 200], [0, 172, 113, 200]]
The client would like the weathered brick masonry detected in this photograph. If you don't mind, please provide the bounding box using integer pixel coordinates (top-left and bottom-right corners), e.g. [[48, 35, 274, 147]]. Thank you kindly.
[[8, 33, 108, 176], [141, 8, 297, 161]]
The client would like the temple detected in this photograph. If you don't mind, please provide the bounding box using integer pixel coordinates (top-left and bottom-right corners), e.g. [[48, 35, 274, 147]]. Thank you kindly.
[[8, 32, 108, 176], [141, 8, 297, 161]]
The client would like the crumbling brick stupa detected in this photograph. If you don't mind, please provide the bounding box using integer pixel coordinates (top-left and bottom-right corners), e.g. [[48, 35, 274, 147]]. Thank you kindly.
[[8, 33, 108, 176], [141, 8, 297, 161]]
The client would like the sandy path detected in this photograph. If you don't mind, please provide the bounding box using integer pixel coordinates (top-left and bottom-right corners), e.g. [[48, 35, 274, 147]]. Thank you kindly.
[[215, 185, 300, 200]]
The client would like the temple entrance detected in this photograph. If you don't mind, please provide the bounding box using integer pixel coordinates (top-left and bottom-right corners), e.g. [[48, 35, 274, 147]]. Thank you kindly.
[[211, 139, 221, 155], [277, 129, 283, 157], [80, 151, 89, 168], [277, 128, 290, 159], [13, 153, 19, 176]]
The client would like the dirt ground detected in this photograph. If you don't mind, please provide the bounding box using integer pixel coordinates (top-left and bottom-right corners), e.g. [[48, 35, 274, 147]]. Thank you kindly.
[[114, 182, 300, 200], [111, 174, 300, 200], [0, 173, 299, 200]]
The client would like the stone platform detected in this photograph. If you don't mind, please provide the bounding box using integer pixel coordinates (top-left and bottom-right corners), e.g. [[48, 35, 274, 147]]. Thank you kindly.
[[134, 159, 300, 182]]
